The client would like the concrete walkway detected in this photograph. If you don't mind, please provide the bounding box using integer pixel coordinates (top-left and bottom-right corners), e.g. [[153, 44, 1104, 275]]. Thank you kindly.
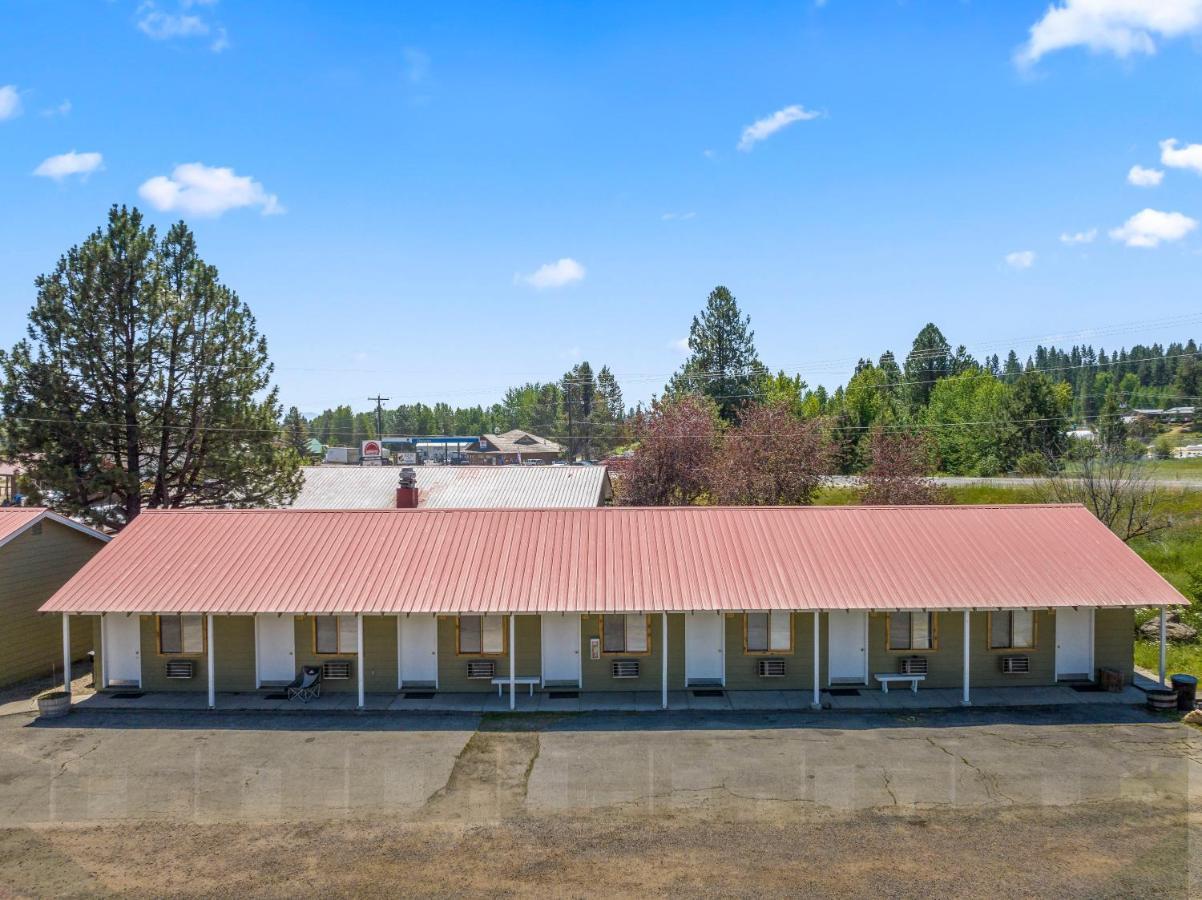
[[55, 682, 1150, 716]]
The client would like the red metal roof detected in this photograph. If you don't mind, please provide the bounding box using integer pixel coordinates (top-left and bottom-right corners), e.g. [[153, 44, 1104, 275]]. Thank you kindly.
[[40, 505, 1187, 615]]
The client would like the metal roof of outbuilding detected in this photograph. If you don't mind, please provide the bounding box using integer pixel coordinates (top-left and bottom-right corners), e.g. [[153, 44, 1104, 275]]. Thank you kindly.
[[41, 504, 1186, 615], [290, 465, 610, 509]]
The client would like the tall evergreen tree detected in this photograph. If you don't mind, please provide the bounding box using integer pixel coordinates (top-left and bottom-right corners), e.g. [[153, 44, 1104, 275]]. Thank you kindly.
[[283, 406, 310, 457], [903, 323, 952, 411], [0, 206, 300, 528], [667, 285, 763, 422]]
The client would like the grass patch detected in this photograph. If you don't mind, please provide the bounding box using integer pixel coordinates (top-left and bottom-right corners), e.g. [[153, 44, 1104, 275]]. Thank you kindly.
[[1133, 640, 1202, 680]]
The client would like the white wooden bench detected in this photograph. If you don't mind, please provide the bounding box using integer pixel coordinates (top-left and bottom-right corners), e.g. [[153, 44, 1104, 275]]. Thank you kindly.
[[492, 676, 540, 697], [873, 673, 925, 694]]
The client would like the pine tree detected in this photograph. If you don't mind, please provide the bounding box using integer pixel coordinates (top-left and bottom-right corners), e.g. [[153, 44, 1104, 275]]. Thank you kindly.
[[667, 286, 763, 422], [0, 206, 301, 528], [903, 323, 952, 411], [283, 407, 310, 457]]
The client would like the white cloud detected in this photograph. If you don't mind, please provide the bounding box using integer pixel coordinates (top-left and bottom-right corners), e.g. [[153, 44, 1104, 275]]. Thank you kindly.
[[402, 47, 430, 84], [661, 211, 696, 221], [1109, 208, 1198, 247], [0, 85, 22, 120], [137, 1, 228, 52], [1127, 164, 1164, 187], [1160, 138, 1202, 174], [1005, 250, 1036, 269], [33, 151, 104, 181], [40, 99, 72, 118], [702, 149, 717, 160], [1016, 0, 1202, 67], [514, 258, 586, 290], [138, 163, 283, 217], [1059, 228, 1097, 244], [737, 104, 821, 152], [670, 337, 690, 354]]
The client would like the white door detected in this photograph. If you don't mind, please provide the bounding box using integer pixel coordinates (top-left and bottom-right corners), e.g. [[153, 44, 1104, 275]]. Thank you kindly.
[[1056, 608, 1094, 680], [398, 616, 438, 687], [685, 612, 725, 685], [256, 615, 296, 685], [103, 615, 142, 687], [541, 614, 581, 686], [828, 611, 868, 684]]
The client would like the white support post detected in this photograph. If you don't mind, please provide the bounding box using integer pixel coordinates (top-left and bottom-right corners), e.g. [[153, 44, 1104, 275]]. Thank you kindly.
[[357, 614, 365, 710], [661, 612, 668, 710], [207, 614, 216, 710], [961, 609, 971, 706], [811, 612, 821, 710], [1159, 606, 1167, 687], [509, 614, 516, 710], [61, 614, 71, 696]]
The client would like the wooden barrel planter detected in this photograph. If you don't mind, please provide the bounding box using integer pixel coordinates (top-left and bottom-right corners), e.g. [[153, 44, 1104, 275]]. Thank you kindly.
[[1146, 689, 1179, 712], [36, 691, 71, 719]]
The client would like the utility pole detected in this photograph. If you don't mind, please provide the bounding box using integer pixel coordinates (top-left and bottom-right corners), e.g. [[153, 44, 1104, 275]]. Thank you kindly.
[[367, 395, 390, 440]]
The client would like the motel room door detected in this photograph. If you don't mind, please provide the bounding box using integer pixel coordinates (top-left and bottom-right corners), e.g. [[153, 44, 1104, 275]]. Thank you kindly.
[[541, 614, 581, 686], [256, 614, 296, 685], [685, 612, 725, 686], [103, 614, 142, 687], [1055, 608, 1094, 681], [828, 610, 868, 685], [398, 616, 438, 688]]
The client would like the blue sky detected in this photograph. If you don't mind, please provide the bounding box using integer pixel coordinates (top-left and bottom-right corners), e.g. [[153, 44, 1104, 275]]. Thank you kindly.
[[2, 1, 1202, 414]]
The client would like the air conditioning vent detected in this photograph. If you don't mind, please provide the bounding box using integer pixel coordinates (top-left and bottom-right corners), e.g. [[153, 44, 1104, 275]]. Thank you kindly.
[[322, 660, 353, 680], [1001, 655, 1030, 674], [165, 659, 194, 679], [899, 656, 928, 675], [466, 660, 495, 679], [757, 658, 786, 678], [611, 660, 640, 679]]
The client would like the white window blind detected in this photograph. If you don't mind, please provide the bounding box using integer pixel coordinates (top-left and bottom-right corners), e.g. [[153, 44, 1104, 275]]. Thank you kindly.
[[747, 614, 769, 652], [482, 616, 504, 653], [1012, 611, 1034, 648], [769, 612, 791, 651], [338, 616, 358, 653], [911, 613, 931, 650], [160, 615, 203, 654], [181, 616, 204, 654], [459, 616, 482, 653], [625, 614, 647, 652]]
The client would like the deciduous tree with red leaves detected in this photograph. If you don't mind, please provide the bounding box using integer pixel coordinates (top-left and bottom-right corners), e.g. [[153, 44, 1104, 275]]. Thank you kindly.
[[861, 426, 944, 505], [710, 401, 832, 505], [615, 394, 719, 506]]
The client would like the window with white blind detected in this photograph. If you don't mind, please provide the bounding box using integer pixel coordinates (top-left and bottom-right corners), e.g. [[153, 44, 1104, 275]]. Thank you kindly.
[[989, 611, 1035, 650], [602, 614, 649, 654], [745, 612, 791, 653], [458, 615, 505, 655], [314, 616, 358, 654], [888, 612, 936, 651], [159, 615, 204, 654]]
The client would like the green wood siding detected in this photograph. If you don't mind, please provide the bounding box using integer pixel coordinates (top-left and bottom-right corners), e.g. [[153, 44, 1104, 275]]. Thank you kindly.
[[1093, 608, 1135, 684], [214, 617, 257, 691], [868, 611, 962, 688], [292, 615, 397, 693], [436, 615, 540, 692], [723, 612, 816, 689], [578, 613, 685, 691], [0, 522, 105, 687]]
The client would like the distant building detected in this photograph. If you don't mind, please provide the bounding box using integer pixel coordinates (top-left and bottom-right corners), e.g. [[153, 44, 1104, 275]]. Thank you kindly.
[[324, 446, 360, 465], [1065, 428, 1096, 441], [1172, 444, 1202, 459], [464, 429, 563, 465]]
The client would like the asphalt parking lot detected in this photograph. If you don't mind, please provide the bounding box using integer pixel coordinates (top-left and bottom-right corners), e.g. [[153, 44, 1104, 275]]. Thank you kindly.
[[0, 705, 1198, 897]]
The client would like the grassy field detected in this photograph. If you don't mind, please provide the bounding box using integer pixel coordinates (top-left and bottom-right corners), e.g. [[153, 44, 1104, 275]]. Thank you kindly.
[[815, 480, 1202, 679]]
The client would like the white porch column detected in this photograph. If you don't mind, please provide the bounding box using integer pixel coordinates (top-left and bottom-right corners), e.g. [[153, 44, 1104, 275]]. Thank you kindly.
[[661, 612, 668, 710], [509, 614, 516, 710], [811, 612, 821, 710], [357, 614, 365, 709], [1159, 606, 1167, 686], [61, 614, 71, 696], [207, 614, 216, 709], [961, 609, 971, 706]]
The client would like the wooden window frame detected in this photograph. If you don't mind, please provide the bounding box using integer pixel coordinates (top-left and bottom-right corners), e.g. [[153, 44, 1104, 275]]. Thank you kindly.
[[986, 610, 1038, 652], [455, 614, 508, 656], [743, 612, 793, 654], [312, 615, 358, 656], [600, 614, 652, 656], [156, 614, 206, 656], [885, 612, 939, 653]]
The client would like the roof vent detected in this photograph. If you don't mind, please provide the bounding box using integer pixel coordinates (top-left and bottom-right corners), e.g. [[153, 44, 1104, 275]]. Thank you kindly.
[[396, 467, 419, 509]]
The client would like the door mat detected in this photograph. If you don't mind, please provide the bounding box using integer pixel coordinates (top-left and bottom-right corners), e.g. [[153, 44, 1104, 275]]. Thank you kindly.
[[826, 688, 861, 697], [403, 692, 435, 699], [110, 692, 144, 699], [262, 692, 289, 700], [692, 689, 725, 698], [1070, 683, 1104, 693], [548, 691, 579, 700]]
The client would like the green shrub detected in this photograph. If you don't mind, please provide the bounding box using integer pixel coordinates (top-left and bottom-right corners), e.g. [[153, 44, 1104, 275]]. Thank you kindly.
[[1014, 452, 1049, 476]]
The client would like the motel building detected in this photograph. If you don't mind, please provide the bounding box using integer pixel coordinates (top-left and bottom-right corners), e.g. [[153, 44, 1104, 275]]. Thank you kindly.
[[40, 505, 1187, 711]]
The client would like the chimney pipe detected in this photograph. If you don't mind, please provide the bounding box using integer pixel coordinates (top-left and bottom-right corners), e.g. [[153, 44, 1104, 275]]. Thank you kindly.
[[396, 467, 419, 509]]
